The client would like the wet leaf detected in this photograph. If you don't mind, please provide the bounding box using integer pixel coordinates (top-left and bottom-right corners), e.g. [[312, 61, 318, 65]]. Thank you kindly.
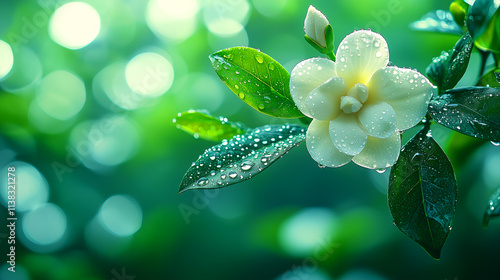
[[483, 188, 500, 227], [411, 10, 463, 35], [209, 47, 304, 119], [179, 124, 306, 193], [466, 0, 500, 39], [172, 110, 247, 142], [425, 33, 473, 93], [428, 87, 500, 142], [389, 128, 457, 259], [477, 68, 500, 87]]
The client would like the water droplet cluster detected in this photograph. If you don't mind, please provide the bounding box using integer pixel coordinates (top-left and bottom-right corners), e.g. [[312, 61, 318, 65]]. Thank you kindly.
[[179, 124, 306, 192]]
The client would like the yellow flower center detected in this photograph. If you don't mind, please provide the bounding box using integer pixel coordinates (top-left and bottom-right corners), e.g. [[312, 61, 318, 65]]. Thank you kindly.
[[340, 83, 368, 114]]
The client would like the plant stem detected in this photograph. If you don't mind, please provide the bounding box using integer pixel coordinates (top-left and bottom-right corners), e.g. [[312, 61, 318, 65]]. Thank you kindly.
[[478, 49, 490, 79]]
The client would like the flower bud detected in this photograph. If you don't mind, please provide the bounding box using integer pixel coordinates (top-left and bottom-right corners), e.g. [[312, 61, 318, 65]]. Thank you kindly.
[[304, 5, 330, 48]]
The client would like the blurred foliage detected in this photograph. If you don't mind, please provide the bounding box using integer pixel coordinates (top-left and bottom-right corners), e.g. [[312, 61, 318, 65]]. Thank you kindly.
[[0, 0, 500, 280]]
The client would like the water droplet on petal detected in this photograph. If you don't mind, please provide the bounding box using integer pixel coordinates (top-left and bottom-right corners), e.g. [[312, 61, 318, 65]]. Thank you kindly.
[[376, 168, 387, 174]]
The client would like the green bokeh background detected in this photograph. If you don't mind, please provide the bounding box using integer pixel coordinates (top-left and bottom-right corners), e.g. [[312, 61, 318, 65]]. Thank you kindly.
[[0, 0, 499, 279]]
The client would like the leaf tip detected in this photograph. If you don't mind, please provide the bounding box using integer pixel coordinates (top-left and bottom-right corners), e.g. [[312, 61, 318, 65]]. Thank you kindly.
[[426, 248, 442, 260]]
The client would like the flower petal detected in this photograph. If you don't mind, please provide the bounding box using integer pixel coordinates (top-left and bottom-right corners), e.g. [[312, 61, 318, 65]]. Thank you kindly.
[[305, 77, 346, 121], [358, 102, 397, 138], [306, 119, 352, 167], [352, 132, 401, 169], [290, 58, 337, 117], [336, 30, 389, 86], [329, 114, 367, 156], [368, 67, 433, 130]]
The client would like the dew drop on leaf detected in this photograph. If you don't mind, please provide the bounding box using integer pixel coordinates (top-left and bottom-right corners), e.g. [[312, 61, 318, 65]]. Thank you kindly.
[[376, 168, 387, 174], [255, 53, 264, 64], [411, 153, 424, 165], [197, 177, 209, 186], [240, 160, 254, 171], [228, 171, 238, 179], [491, 141, 500, 146]]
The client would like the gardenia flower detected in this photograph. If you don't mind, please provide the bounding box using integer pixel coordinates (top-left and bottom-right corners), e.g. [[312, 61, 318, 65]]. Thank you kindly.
[[290, 30, 433, 169]]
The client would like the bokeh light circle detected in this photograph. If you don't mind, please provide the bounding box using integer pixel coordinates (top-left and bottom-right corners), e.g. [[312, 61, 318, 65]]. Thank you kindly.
[[0, 40, 14, 79], [49, 2, 101, 49], [0, 162, 49, 212], [125, 52, 174, 97], [0, 47, 42, 93], [98, 195, 142, 237], [203, 0, 250, 36], [22, 203, 67, 246], [279, 208, 337, 257], [69, 116, 139, 169], [146, 0, 200, 42], [36, 70, 86, 120]]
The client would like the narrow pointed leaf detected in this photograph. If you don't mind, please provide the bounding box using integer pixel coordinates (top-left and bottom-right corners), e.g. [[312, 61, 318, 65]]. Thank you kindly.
[[428, 87, 500, 141], [389, 129, 457, 259], [483, 188, 500, 227], [179, 124, 306, 193], [425, 33, 473, 93], [173, 110, 247, 142], [209, 47, 304, 118], [411, 10, 463, 35]]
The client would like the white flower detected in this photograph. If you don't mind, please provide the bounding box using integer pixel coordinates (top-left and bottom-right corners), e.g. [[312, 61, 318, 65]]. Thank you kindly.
[[290, 30, 433, 169], [304, 5, 330, 48]]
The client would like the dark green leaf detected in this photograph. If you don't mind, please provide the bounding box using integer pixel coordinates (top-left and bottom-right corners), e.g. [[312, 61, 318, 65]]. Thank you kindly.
[[425, 33, 473, 93], [483, 188, 500, 227], [466, 0, 500, 39], [179, 124, 306, 193], [477, 68, 500, 87], [411, 10, 463, 35], [389, 129, 457, 259], [173, 110, 247, 142], [209, 47, 304, 119], [428, 87, 500, 141]]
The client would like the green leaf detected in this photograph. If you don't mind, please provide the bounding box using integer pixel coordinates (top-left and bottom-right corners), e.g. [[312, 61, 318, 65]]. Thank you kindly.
[[209, 47, 304, 119], [450, 0, 469, 28], [425, 33, 473, 93], [483, 188, 500, 227], [477, 68, 500, 87], [411, 10, 463, 35], [466, 0, 500, 39], [173, 110, 247, 142], [475, 7, 500, 53], [428, 87, 500, 141], [389, 129, 457, 259], [178, 124, 306, 193]]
